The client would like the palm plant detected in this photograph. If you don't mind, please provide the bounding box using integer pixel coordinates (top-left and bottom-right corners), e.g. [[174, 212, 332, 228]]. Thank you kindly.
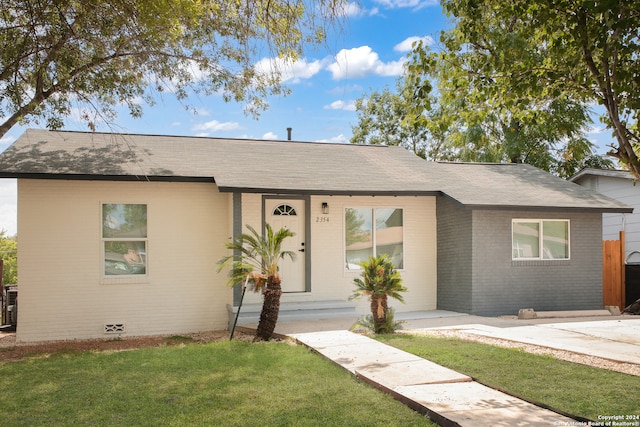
[[349, 254, 407, 334], [217, 223, 295, 341]]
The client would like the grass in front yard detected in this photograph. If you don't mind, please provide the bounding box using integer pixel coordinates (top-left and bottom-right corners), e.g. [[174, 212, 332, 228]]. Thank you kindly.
[[377, 333, 640, 421], [0, 340, 436, 426]]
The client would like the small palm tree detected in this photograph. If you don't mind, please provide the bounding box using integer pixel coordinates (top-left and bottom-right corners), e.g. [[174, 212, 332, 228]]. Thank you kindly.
[[217, 223, 295, 341], [349, 254, 407, 334]]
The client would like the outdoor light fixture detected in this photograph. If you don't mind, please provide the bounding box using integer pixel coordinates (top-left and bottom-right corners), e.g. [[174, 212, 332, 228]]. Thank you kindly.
[[322, 202, 329, 214]]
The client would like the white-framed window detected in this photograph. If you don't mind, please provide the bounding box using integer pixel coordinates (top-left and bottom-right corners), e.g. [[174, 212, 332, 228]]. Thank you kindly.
[[345, 207, 404, 270], [512, 219, 570, 260], [102, 203, 147, 276]]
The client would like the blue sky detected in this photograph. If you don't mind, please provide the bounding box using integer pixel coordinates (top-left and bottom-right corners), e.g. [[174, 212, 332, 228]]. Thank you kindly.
[[0, 0, 613, 236]]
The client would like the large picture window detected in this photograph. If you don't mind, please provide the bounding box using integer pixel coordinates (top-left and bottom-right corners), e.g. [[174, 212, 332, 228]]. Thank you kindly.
[[345, 208, 403, 269], [512, 219, 569, 260], [102, 204, 147, 276]]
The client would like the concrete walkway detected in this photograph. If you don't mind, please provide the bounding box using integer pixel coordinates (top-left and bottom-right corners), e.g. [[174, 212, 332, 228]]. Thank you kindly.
[[291, 330, 578, 426]]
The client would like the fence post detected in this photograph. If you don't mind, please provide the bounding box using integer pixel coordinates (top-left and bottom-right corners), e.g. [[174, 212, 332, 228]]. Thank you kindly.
[[620, 231, 626, 310], [602, 232, 625, 312]]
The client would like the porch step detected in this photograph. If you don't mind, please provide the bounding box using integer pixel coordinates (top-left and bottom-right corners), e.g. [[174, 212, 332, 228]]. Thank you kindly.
[[227, 300, 357, 328]]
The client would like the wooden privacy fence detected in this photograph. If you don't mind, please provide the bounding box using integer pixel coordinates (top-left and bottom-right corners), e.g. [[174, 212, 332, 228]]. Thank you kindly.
[[602, 231, 625, 311]]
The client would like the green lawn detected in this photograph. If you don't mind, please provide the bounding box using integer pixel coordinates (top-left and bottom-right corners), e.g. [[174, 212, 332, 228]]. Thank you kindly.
[[0, 340, 436, 426], [377, 333, 640, 421]]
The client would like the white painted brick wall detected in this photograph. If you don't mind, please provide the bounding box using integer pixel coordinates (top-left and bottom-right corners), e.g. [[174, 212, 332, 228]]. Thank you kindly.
[[17, 179, 231, 343]]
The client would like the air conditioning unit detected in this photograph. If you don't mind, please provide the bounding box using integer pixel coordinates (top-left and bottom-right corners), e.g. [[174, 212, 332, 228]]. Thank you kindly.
[[3, 289, 17, 327]]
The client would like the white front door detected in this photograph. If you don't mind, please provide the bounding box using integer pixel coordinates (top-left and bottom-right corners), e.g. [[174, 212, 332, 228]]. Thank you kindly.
[[265, 199, 306, 292]]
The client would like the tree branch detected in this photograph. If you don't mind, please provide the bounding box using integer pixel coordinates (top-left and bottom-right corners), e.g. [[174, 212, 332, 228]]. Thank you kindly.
[[575, 7, 640, 174]]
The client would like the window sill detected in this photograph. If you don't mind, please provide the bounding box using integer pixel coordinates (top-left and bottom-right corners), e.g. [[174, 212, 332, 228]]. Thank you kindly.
[[101, 276, 150, 285], [511, 259, 571, 267]]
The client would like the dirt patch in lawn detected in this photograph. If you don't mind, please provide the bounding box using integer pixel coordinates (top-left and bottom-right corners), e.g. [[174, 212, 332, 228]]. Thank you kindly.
[[0, 329, 257, 363]]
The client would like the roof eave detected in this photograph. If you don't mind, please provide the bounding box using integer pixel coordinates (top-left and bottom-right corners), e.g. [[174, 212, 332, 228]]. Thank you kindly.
[[569, 167, 634, 182], [461, 203, 634, 214], [216, 185, 443, 197], [0, 172, 214, 183]]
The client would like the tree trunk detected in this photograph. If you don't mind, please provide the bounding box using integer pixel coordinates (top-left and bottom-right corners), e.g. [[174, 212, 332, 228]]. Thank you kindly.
[[370, 294, 388, 334], [575, 10, 640, 179], [255, 275, 282, 341]]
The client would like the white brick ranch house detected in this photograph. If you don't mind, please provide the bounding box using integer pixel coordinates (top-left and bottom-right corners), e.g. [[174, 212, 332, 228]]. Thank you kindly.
[[0, 129, 630, 342]]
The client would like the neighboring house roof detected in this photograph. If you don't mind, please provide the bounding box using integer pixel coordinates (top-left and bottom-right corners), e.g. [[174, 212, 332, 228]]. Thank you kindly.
[[0, 129, 631, 213], [569, 167, 634, 183]]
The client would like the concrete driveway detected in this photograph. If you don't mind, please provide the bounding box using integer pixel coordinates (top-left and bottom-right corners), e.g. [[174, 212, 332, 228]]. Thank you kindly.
[[415, 317, 640, 365], [274, 310, 640, 365]]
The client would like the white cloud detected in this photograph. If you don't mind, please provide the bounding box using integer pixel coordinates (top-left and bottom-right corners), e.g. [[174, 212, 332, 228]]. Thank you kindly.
[[341, 2, 364, 16], [254, 57, 325, 84], [315, 134, 349, 143], [194, 107, 211, 117], [0, 135, 16, 151], [192, 120, 241, 132], [176, 60, 208, 84], [374, 0, 439, 10], [586, 125, 606, 135], [262, 132, 279, 140], [394, 36, 434, 52], [340, 2, 380, 17], [119, 96, 144, 107], [327, 46, 406, 80], [324, 100, 356, 111]]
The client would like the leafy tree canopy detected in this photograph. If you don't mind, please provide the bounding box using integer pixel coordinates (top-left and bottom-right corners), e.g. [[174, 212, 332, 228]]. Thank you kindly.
[[350, 80, 431, 159], [0, 230, 17, 285], [0, 0, 343, 138], [406, 0, 636, 176], [351, 60, 610, 177]]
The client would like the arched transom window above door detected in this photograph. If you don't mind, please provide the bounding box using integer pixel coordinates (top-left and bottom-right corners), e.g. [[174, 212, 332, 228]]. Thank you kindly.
[[273, 204, 297, 216]]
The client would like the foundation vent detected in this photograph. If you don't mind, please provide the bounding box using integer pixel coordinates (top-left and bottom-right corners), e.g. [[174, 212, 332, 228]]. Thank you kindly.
[[104, 323, 125, 334]]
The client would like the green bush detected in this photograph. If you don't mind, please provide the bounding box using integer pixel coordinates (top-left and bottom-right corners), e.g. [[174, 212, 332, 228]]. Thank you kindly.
[[352, 307, 405, 334], [0, 230, 17, 285], [350, 254, 407, 334]]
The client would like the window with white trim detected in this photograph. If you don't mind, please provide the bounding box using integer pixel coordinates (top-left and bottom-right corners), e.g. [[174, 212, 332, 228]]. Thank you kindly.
[[345, 208, 403, 269], [512, 219, 569, 260], [102, 204, 147, 276]]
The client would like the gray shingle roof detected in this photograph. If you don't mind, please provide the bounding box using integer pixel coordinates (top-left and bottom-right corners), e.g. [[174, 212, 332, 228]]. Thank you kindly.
[[435, 162, 632, 212], [0, 129, 631, 212], [0, 129, 441, 195]]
